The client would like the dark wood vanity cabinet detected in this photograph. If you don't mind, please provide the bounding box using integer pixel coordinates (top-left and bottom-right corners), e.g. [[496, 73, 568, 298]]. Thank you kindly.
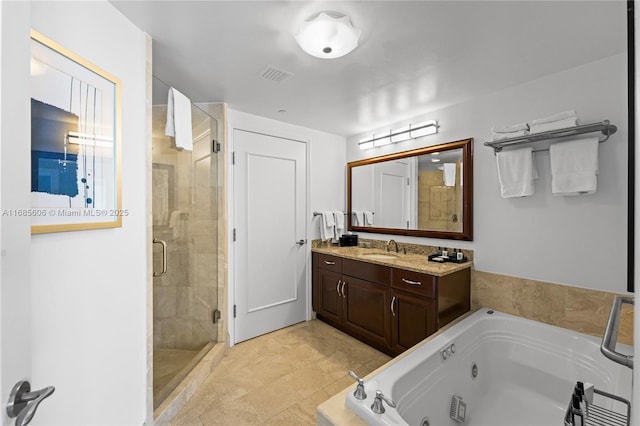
[[313, 254, 391, 353], [312, 252, 470, 356], [390, 289, 436, 354]]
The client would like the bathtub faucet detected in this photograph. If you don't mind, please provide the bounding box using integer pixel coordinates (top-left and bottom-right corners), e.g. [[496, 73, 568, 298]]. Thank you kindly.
[[371, 390, 396, 414], [348, 370, 367, 400]]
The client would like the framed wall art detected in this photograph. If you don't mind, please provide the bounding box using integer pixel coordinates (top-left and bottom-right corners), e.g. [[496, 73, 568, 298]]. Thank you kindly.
[[29, 29, 123, 233]]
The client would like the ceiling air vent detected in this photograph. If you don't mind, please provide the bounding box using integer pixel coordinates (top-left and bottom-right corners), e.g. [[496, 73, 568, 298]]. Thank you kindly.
[[260, 66, 293, 84]]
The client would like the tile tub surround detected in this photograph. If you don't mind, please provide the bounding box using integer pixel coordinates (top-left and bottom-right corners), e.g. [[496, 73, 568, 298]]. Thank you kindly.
[[472, 270, 634, 346]]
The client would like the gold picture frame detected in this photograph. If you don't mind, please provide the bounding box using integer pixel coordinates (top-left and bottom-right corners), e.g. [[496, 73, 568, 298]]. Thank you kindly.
[[30, 30, 122, 233]]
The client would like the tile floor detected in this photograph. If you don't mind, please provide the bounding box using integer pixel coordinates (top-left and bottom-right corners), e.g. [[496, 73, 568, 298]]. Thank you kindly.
[[154, 349, 200, 405], [170, 320, 392, 425]]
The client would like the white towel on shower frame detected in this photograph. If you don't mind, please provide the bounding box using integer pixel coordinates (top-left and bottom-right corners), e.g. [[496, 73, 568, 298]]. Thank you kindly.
[[165, 87, 193, 151]]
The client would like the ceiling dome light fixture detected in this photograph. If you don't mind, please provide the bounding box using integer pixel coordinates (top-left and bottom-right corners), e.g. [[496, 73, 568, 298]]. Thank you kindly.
[[295, 11, 361, 59]]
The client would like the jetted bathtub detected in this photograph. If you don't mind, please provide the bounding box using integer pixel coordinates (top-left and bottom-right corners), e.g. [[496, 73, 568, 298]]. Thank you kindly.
[[346, 309, 633, 426]]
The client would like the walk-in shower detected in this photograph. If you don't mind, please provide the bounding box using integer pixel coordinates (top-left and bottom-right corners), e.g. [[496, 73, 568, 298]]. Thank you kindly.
[[151, 77, 223, 408]]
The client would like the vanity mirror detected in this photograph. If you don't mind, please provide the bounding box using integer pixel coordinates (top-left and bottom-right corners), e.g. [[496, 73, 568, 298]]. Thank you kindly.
[[347, 138, 473, 240]]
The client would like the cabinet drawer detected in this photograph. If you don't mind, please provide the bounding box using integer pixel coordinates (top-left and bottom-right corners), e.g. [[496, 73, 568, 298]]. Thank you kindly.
[[343, 259, 391, 286], [392, 268, 436, 298], [317, 254, 342, 272]]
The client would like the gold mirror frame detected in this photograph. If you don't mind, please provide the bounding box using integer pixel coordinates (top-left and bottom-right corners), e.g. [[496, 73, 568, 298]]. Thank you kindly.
[[347, 138, 473, 240]]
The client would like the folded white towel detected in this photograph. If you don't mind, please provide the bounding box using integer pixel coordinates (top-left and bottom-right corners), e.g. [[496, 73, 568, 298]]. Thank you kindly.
[[333, 211, 345, 241], [550, 137, 599, 196], [364, 211, 374, 226], [443, 163, 456, 187], [491, 122, 529, 133], [528, 109, 578, 126], [165, 87, 193, 151], [320, 211, 334, 241], [496, 147, 538, 198], [491, 129, 528, 142], [529, 117, 578, 134]]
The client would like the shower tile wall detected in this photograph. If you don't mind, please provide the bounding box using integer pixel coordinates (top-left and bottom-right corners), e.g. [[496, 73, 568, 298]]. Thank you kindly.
[[152, 105, 218, 350]]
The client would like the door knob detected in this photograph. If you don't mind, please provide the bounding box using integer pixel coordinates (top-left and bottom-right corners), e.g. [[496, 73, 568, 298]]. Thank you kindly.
[[296, 239, 307, 246], [7, 380, 55, 426]]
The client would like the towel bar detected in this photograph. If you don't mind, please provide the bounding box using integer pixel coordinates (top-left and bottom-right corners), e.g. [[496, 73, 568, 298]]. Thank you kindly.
[[484, 120, 616, 154]]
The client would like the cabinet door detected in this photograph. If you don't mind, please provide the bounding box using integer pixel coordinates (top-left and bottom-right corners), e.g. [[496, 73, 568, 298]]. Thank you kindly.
[[390, 289, 436, 355], [342, 277, 391, 350], [316, 269, 343, 327]]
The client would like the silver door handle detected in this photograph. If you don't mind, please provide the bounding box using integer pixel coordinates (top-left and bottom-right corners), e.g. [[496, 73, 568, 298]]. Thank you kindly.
[[153, 239, 167, 277], [296, 239, 307, 246], [336, 280, 342, 296], [7, 380, 55, 426], [391, 296, 397, 316]]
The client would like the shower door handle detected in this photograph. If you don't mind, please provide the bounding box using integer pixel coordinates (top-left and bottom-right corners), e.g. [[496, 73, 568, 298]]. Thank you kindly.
[[153, 239, 167, 277]]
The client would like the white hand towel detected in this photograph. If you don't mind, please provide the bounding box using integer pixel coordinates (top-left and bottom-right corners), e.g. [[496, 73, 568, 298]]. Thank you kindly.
[[550, 137, 599, 196], [491, 122, 529, 133], [443, 163, 456, 187], [320, 211, 334, 241], [333, 211, 345, 241], [496, 147, 538, 198], [529, 117, 578, 134], [528, 109, 578, 126], [165, 87, 193, 151], [364, 211, 374, 226], [491, 129, 528, 141], [352, 210, 363, 226]]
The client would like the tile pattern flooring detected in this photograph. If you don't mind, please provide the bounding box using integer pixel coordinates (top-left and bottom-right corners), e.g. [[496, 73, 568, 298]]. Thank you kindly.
[[170, 320, 391, 425], [154, 349, 199, 406]]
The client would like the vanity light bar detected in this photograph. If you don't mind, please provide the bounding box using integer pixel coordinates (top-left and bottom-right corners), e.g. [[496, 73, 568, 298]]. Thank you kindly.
[[358, 120, 438, 150]]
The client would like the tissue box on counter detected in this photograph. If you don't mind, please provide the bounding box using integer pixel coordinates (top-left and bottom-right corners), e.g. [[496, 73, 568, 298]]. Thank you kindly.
[[339, 234, 358, 247]]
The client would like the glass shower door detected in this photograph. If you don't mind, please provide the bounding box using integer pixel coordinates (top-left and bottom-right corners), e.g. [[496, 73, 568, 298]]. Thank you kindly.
[[151, 96, 219, 407]]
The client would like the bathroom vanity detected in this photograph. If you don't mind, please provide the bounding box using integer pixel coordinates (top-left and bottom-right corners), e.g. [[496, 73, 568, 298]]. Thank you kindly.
[[312, 246, 471, 356]]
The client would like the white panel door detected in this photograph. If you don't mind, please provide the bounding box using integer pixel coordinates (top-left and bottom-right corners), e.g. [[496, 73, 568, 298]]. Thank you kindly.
[[233, 129, 307, 343], [375, 160, 411, 229], [1, 3, 49, 424]]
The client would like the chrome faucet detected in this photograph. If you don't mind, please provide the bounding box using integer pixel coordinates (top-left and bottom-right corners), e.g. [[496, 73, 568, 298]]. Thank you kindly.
[[348, 370, 367, 400], [371, 390, 396, 414], [386, 239, 399, 253]]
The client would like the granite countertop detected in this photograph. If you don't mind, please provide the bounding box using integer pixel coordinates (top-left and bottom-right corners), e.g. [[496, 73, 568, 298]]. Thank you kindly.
[[312, 246, 472, 277]]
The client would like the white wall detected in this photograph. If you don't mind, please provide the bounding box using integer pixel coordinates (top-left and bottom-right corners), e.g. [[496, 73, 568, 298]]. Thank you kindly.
[[23, 2, 148, 424], [227, 109, 345, 344], [348, 53, 629, 294]]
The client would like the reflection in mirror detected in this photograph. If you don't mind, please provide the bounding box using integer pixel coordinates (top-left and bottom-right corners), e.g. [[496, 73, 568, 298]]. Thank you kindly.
[[348, 138, 473, 240]]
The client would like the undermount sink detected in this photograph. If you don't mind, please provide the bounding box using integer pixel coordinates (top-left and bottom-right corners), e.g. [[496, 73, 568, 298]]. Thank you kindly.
[[361, 253, 399, 260]]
